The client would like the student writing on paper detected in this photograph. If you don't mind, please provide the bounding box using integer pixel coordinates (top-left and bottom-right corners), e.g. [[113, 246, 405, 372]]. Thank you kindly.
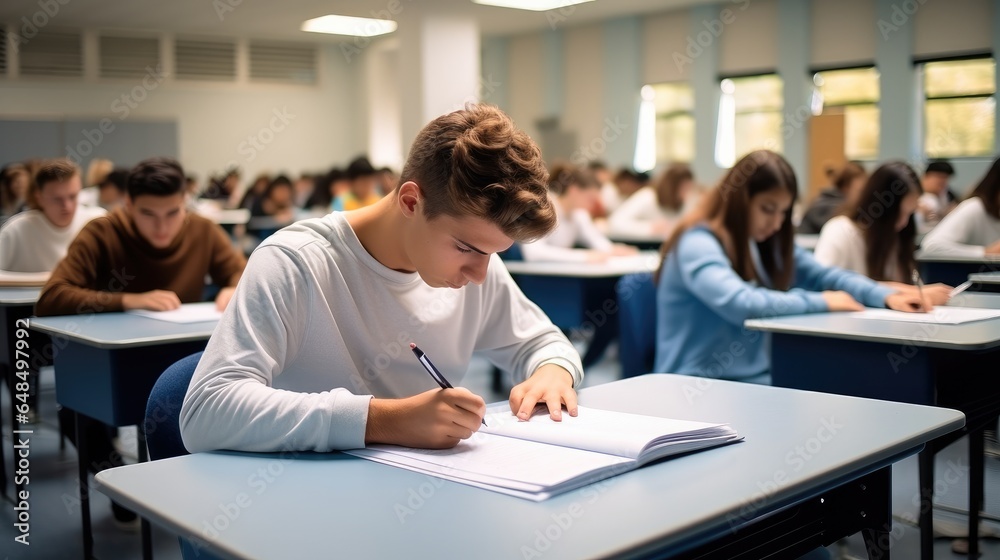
[[0, 158, 105, 273], [606, 163, 699, 240], [35, 157, 246, 316], [814, 162, 951, 305], [920, 156, 1000, 258], [520, 163, 637, 263], [654, 151, 927, 384], [180, 104, 584, 454]]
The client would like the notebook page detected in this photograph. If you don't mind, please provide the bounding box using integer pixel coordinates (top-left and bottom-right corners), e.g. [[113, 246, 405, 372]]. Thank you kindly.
[[482, 405, 730, 459], [126, 302, 223, 323], [847, 306, 1000, 325], [347, 430, 632, 490]]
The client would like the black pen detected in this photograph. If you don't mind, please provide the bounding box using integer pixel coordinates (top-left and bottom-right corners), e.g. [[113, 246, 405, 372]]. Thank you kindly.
[[409, 342, 487, 426]]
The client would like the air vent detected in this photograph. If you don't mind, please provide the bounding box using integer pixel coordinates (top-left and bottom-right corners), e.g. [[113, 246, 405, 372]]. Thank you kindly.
[[100, 35, 159, 79], [0, 28, 7, 74], [175, 38, 236, 81], [19, 31, 82, 77], [249, 41, 316, 84]]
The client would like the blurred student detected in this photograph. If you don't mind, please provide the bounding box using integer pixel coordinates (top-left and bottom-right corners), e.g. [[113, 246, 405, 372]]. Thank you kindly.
[[180, 104, 582, 455], [36, 157, 246, 315], [238, 172, 272, 211], [917, 159, 959, 229], [247, 175, 296, 240], [798, 161, 867, 234], [814, 162, 951, 303], [0, 158, 105, 272], [607, 163, 696, 239], [654, 151, 927, 384], [0, 163, 30, 220], [201, 167, 240, 203], [96, 168, 129, 210], [293, 173, 315, 208], [920, 156, 1000, 257], [333, 156, 382, 211], [79, 158, 114, 207], [378, 166, 399, 195], [520, 163, 637, 263], [600, 168, 648, 215]]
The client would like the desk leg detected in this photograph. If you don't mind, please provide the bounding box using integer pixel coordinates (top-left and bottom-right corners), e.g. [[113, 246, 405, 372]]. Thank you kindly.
[[918, 449, 934, 560], [968, 427, 984, 558], [76, 411, 94, 560], [138, 427, 152, 560]]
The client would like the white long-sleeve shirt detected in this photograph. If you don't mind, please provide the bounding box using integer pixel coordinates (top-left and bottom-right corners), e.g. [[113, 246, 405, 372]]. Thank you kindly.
[[520, 195, 613, 262], [813, 215, 902, 281], [606, 186, 692, 239], [920, 197, 1000, 258], [0, 206, 105, 272], [180, 212, 583, 453]]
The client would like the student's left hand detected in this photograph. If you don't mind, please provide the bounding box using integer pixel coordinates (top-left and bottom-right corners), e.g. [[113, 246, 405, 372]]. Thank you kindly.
[[886, 292, 932, 313], [215, 287, 237, 311], [509, 364, 578, 422]]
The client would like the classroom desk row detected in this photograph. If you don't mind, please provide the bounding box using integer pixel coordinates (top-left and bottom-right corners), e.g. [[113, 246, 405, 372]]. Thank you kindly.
[[4, 266, 1000, 559]]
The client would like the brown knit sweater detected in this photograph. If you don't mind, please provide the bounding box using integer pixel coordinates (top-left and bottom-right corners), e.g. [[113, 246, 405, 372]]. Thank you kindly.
[[35, 208, 246, 316]]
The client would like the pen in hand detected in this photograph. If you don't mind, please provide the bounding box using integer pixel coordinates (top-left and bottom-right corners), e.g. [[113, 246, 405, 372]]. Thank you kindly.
[[410, 343, 487, 427], [911, 269, 928, 312]]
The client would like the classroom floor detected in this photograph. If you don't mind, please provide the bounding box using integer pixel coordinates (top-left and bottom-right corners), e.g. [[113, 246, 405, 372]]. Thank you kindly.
[[2, 346, 999, 559]]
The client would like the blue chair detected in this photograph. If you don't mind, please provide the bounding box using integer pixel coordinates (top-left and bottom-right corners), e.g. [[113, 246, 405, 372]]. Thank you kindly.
[[145, 351, 224, 560], [145, 351, 202, 461], [616, 273, 657, 378]]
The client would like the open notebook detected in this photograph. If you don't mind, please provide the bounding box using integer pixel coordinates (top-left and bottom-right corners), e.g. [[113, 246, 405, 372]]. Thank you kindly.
[[848, 306, 1000, 325], [126, 302, 223, 323], [344, 405, 741, 501]]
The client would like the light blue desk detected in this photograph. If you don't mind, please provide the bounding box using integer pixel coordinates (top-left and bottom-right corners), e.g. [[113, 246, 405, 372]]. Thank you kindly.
[[95, 374, 963, 560], [29, 313, 217, 560], [745, 308, 1000, 559], [916, 251, 1000, 286], [0, 287, 42, 500]]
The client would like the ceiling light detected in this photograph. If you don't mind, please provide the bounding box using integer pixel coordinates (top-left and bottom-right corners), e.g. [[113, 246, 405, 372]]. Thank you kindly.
[[301, 15, 397, 37], [472, 0, 595, 11]]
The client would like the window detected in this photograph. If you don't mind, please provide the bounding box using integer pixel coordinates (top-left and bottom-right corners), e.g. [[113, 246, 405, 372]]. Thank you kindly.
[[716, 74, 783, 167], [650, 82, 695, 165], [923, 58, 995, 158], [813, 67, 879, 160]]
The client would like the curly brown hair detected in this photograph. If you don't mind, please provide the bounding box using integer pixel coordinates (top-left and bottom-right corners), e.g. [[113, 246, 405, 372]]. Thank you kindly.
[[400, 104, 556, 243]]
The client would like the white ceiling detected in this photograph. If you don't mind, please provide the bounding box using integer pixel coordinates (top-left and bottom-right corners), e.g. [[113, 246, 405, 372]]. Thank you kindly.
[[1, 0, 714, 42]]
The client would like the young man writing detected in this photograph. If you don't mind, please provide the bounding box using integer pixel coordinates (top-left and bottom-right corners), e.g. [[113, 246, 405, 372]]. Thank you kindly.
[[181, 104, 583, 453], [35, 157, 246, 315], [35, 157, 246, 525]]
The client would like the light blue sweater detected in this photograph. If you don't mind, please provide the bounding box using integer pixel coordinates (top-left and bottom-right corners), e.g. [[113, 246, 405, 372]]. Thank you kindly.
[[654, 226, 894, 380]]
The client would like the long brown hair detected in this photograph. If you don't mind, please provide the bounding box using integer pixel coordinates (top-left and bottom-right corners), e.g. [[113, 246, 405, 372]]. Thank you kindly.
[[825, 160, 866, 193], [969, 155, 1000, 219], [657, 150, 798, 290], [654, 163, 693, 212], [846, 162, 922, 282]]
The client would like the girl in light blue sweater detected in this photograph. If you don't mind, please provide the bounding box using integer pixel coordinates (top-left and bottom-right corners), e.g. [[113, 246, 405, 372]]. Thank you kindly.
[[654, 150, 926, 383]]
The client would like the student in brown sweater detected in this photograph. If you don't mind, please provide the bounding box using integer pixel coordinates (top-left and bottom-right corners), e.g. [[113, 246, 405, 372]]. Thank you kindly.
[[35, 156, 245, 528], [36, 157, 245, 316]]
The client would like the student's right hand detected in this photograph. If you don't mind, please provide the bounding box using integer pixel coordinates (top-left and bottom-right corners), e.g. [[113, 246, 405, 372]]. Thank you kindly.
[[821, 290, 864, 312], [365, 388, 486, 449], [121, 290, 182, 311], [584, 251, 610, 264], [986, 240, 1000, 255]]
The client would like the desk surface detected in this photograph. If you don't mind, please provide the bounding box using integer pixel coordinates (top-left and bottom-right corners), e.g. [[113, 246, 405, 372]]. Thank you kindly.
[[0, 287, 41, 306], [745, 305, 1000, 350], [970, 271, 1000, 284], [96, 374, 962, 560], [949, 291, 1000, 309], [29, 313, 217, 349], [916, 251, 1000, 265], [503, 252, 659, 278]]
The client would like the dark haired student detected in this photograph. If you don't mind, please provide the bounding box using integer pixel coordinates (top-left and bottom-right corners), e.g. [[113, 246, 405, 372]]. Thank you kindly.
[[35, 157, 246, 526]]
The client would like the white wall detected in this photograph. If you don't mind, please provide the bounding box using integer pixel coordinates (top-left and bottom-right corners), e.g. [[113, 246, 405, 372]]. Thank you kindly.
[[0, 42, 365, 190]]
